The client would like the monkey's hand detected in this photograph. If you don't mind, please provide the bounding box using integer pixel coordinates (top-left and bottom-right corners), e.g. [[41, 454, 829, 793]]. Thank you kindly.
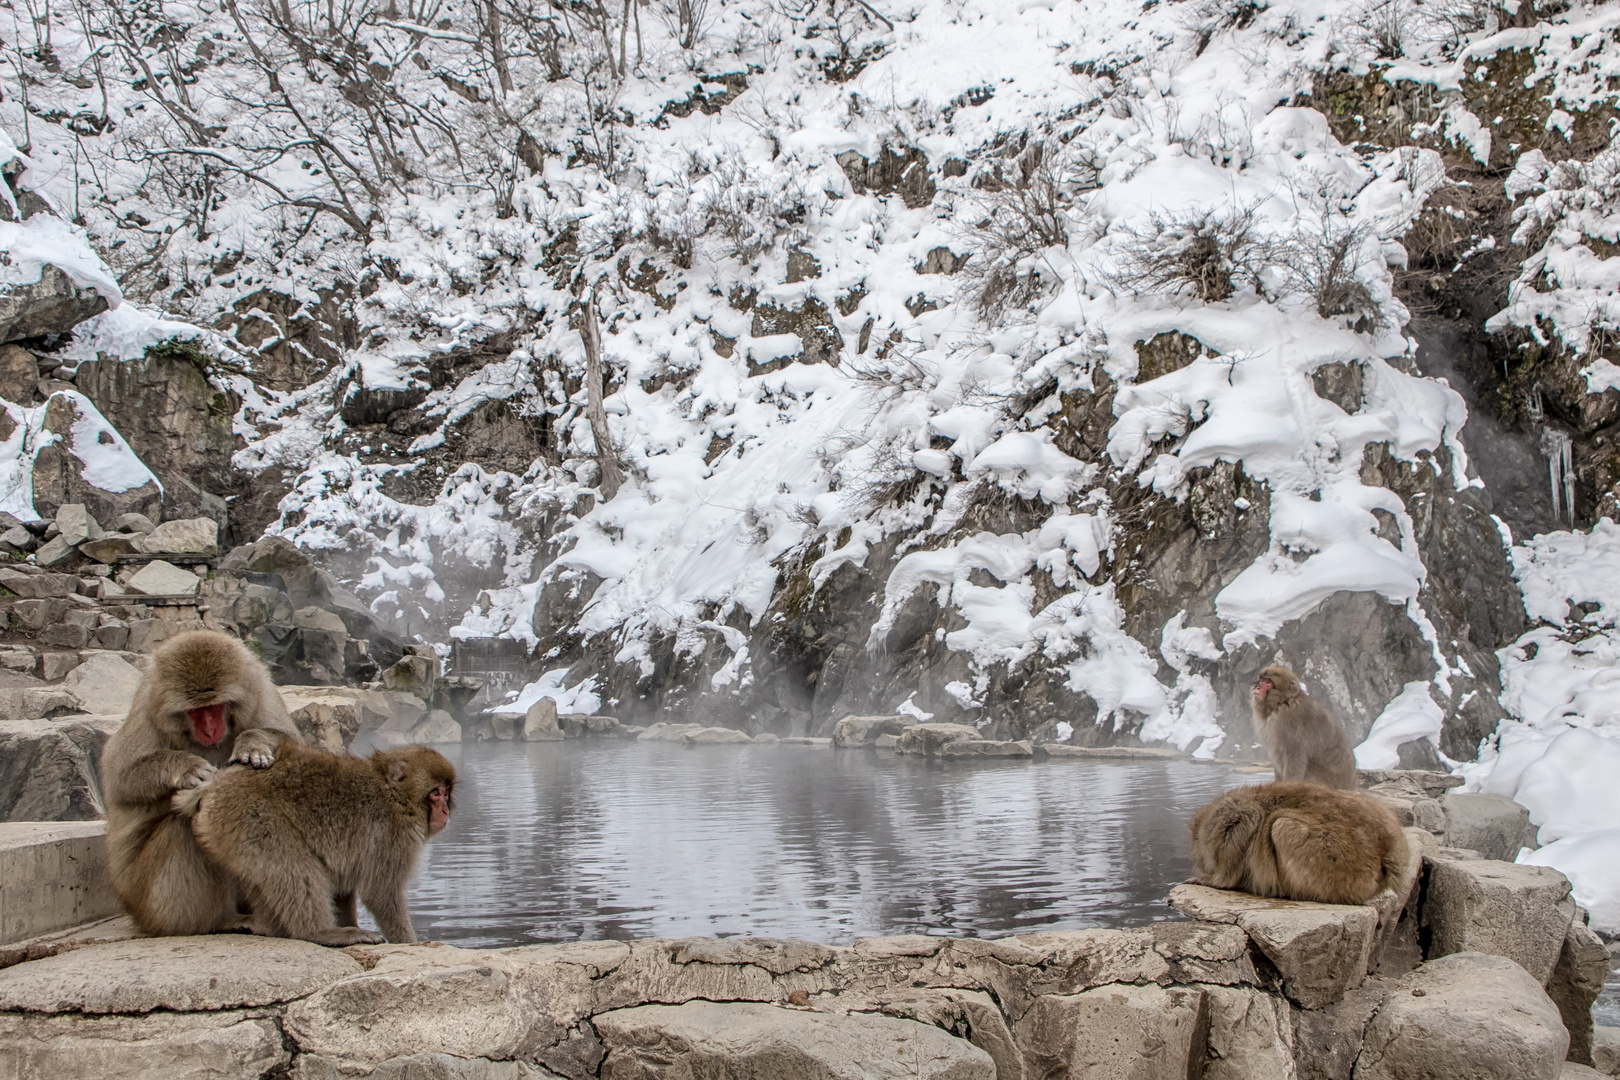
[[172, 757, 217, 791], [229, 729, 280, 769]]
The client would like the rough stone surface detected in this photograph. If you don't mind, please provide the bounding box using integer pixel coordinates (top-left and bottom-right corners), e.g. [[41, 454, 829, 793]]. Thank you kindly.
[[1421, 857, 1576, 984], [0, 936, 363, 1013], [0, 822, 118, 945], [139, 517, 219, 556], [78, 535, 137, 564], [522, 697, 563, 741], [39, 652, 83, 682], [1568, 1064, 1613, 1079], [0, 717, 119, 821], [1169, 883, 1380, 1009], [0, 344, 39, 403], [1548, 919, 1613, 1065], [831, 714, 907, 748], [1295, 978, 1392, 1080], [53, 504, 102, 547], [31, 535, 75, 568], [124, 559, 201, 597], [893, 723, 981, 756], [1440, 793, 1537, 862], [1041, 744, 1185, 760], [30, 393, 162, 525], [384, 654, 437, 698], [0, 264, 109, 346], [1202, 985, 1295, 1080], [939, 738, 1034, 757], [0, 568, 76, 599], [0, 1009, 288, 1080], [1595, 1028, 1620, 1078], [1353, 952, 1568, 1080], [1014, 983, 1208, 1079], [61, 651, 143, 716], [638, 722, 705, 742], [594, 1000, 995, 1080], [0, 688, 78, 723], [280, 686, 369, 751], [295, 1054, 561, 1079]]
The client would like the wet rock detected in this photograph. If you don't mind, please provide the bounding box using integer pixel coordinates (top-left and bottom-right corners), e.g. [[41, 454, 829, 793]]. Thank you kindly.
[[1014, 984, 1208, 1080], [893, 723, 980, 756], [1041, 744, 1184, 760], [124, 560, 200, 597], [1440, 793, 1537, 862], [831, 714, 907, 748], [594, 1000, 994, 1079], [1353, 952, 1567, 1080], [0, 717, 119, 821], [0, 264, 109, 346], [1169, 884, 1381, 1009], [1548, 919, 1613, 1065], [0, 1009, 288, 1080], [639, 722, 705, 742], [139, 517, 218, 557], [939, 739, 1034, 757], [682, 726, 752, 744], [61, 652, 142, 716], [522, 698, 563, 741], [1421, 857, 1576, 984], [0, 936, 362, 1013]]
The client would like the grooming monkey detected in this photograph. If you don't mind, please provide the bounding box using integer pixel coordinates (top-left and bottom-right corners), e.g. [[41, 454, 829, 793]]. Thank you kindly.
[[176, 741, 455, 946], [102, 630, 302, 936], [1251, 665, 1358, 790], [1189, 781, 1409, 905]]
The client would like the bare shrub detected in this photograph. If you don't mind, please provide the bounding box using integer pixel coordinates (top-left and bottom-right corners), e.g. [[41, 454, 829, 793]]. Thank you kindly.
[[1343, 0, 1408, 59], [1276, 220, 1383, 327], [1106, 204, 1266, 303]]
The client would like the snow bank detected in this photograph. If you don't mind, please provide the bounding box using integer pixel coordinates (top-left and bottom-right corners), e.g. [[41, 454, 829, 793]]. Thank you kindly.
[[1354, 681, 1444, 769], [0, 392, 157, 519]]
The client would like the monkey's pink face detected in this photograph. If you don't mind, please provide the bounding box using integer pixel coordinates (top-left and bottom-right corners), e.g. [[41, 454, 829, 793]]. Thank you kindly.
[[427, 784, 452, 835], [1252, 677, 1273, 700], [188, 704, 229, 747]]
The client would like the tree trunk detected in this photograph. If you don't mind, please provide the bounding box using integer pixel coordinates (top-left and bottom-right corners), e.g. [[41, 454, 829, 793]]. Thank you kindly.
[[581, 287, 625, 500]]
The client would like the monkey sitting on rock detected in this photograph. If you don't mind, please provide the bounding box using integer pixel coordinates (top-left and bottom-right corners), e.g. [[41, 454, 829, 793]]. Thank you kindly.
[[1250, 665, 1357, 790], [1189, 781, 1409, 905], [176, 740, 456, 946]]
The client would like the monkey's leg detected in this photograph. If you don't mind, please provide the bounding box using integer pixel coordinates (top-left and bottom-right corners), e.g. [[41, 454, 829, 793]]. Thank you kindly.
[[232, 840, 383, 947], [124, 818, 239, 936], [361, 884, 417, 944]]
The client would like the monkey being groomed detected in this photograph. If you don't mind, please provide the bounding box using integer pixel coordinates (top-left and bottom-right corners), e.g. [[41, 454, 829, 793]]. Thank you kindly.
[[102, 630, 304, 936], [1250, 665, 1358, 790], [1188, 781, 1409, 905], [175, 740, 456, 946]]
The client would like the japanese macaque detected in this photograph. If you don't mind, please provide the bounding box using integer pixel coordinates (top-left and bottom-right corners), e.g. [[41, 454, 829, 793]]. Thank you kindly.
[[1251, 665, 1358, 790], [175, 741, 455, 946], [102, 630, 302, 936], [1189, 781, 1409, 904]]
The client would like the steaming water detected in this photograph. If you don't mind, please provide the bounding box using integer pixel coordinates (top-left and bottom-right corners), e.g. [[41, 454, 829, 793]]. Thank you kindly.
[[395, 740, 1250, 948]]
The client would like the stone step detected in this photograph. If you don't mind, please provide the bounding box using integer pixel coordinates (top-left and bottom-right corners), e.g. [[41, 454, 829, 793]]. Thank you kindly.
[[0, 822, 119, 948]]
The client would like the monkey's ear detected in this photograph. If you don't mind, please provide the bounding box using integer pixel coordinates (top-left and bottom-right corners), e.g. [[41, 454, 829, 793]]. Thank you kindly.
[[389, 761, 408, 784]]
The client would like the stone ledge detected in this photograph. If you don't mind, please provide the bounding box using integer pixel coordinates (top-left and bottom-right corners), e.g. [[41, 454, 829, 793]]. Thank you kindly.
[[0, 822, 118, 947]]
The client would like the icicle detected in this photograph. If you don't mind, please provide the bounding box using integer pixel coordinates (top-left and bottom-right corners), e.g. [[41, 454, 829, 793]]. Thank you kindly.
[[1540, 428, 1574, 525]]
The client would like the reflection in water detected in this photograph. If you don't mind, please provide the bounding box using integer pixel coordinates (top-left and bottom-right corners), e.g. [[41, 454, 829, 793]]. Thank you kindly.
[[401, 741, 1249, 948]]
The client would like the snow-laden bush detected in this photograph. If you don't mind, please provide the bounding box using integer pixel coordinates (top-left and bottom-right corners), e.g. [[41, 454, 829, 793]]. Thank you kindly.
[[1105, 204, 1267, 304]]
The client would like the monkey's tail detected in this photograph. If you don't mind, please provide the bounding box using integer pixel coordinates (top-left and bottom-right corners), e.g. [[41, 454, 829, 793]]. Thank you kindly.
[[171, 786, 206, 819]]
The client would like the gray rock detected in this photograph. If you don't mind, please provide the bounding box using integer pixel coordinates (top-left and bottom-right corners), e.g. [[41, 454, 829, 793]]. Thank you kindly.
[[29, 394, 162, 525], [1353, 952, 1568, 1080], [52, 504, 102, 546], [0, 524, 35, 552], [939, 739, 1034, 757], [0, 1009, 288, 1080], [0, 688, 79, 723], [0, 717, 119, 821], [521, 698, 563, 741], [1421, 857, 1576, 984], [0, 343, 39, 403], [295, 1054, 560, 1079], [77, 535, 136, 564], [831, 714, 907, 748], [61, 652, 143, 717], [1294, 978, 1392, 1080], [1202, 985, 1296, 1080], [1441, 792, 1538, 861], [893, 723, 980, 756], [594, 1000, 994, 1079], [0, 936, 362, 1013], [1014, 984, 1208, 1079], [38, 652, 82, 682], [0, 263, 109, 346], [1169, 883, 1380, 1009], [1549, 919, 1614, 1065], [124, 560, 200, 597], [11, 598, 67, 630], [639, 722, 706, 742], [408, 710, 463, 745], [383, 654, 436, 699], [1041, 743, 1184, 759], [38, 623, 88, 648], [681, 726, 752, 744], [115, 513, 156, 535], [140, 517, 218, 556], [1566, 1064, 1613, 1079], [293, 605, 348, 634], [1594, 1027, 1620, 1077], [0, 568, 76, 598], [31, 535, 75, 568], [280, 687, 371, 752]]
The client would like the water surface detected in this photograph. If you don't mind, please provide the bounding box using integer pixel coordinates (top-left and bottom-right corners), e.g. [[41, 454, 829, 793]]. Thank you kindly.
[[399, 740, 1246, 948]]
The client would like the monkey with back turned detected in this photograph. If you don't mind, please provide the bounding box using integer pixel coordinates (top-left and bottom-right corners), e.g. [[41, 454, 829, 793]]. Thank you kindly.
[[1250, 665, 1358, 790], [102, 630, 303, 936]]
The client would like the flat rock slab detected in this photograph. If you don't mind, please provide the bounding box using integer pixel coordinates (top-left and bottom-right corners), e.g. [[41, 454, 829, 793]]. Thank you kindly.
[[1042, 744, 1183, 760], [1421, 857, 1575, 984], [61, 652, 143, 716], [681, 726, 751, 744], [594, 1000, 995, 1080], [0, 936, 363, 1013], [1014, 984, 1208, 1080], [1169, 883, 1378, 1008], [940, 739, 1033, 757], [139, 518, 218, 556], [124, 560, 199, 597], [0, 1009, 287, 1080], [1354, 951, 1568, 1080], [894, 723, 980, 755]]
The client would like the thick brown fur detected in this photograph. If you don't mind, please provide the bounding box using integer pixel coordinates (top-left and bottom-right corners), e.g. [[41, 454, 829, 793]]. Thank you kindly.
[[101, 630, 302, 936], [1251, 665, 1358, 790], [177, 740, 455, 946], [1189, 781, 1410, 904]]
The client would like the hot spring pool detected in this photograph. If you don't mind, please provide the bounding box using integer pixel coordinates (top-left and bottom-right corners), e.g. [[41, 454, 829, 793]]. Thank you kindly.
[[384, 739, 1253, 948]]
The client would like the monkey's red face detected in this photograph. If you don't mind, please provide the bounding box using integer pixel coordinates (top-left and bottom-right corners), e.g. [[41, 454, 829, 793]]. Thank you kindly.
[[1253, 677, 1273, 700], [188, 704, 229, 747], [427, 784, 452, 835]]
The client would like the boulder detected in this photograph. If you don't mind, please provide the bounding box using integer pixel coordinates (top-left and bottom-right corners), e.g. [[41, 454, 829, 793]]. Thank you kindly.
[[0, 1009, 289, 1080], [39, 652, 82, 682], [1548, 919, 1613, 1065], [383, 654, 437, 699], [409, 710, 463, 745], [1201, 985, 1296, 1080], [1041, 744, 1184, 760], [939, 739, 1034, 757], [1567, 1065, 1613, 1079], [0, 264, 109, 346], [0, 525, 35, 554], [32, 535, 75, 568], [584, 715, 622, 737], [1421, 856, 1576, 984], [1014, 984, 1208, 1079], [139, 517, 218, 557], [1294, 979, 1392, 1080], [115, 513, 157, 535], [831, 714, 907, 748], [1440, 793, 1537, 862], [77, 535, 137, 564], [1353, 952, 1568, 1080], [294, 1054, 556, 1079], [639, 723, 705, 743], [0, 717, 121, 821], [893, 723, 981, 756], [1169, 883, 1380, 1008], [280, 686, 369, 751], [61, 652, 143, 716], [292, 606, 348, 635], [0, 688, 80, 723], [593, 1000, 995, 1079], [0, 344, 39, 403], [124, 560, 200, 597], [1594, 1028, 1620, 1077], [521, 698, 563, 741], [52, 504, 102, 547], [0, 568, 75, 599], [682, 726, 752, 744], [0, 936, 363, 1013]]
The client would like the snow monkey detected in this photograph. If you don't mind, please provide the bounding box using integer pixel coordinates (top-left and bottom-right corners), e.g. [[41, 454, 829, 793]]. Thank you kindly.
[[102, 630, 303, 936], [1251, 665, 1358, 790], [176, 741, 456, 946], [1189, 781, 1410, 905]]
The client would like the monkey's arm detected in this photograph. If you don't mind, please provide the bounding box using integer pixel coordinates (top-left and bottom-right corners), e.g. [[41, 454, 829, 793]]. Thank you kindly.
[[229, 726, 286, 768], [109, 751, 216, 806], [1270, 742, 1307, 782], [364, 887, 417, 944]]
